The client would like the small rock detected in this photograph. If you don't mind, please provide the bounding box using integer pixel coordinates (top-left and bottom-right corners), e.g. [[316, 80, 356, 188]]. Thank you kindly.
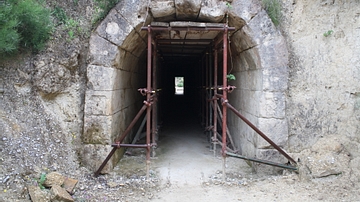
[[63, 177, 78, 194], [107, 181, 118, 188], [50, 185, 74, 202], [28, 185, 50, 202], [43, 172, 64, 188]]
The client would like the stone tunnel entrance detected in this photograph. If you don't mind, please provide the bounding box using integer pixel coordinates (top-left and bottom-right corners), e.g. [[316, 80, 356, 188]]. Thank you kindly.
[[82, 0, 290, 174]]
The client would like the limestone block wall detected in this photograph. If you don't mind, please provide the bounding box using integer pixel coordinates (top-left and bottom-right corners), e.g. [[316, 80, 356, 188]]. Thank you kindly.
[[82, 0, 149, 173], [227, 1, 289, 171]]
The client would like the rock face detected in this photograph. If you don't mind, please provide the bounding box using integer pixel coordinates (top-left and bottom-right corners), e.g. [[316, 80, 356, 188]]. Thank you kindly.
[[294, 135, 352, 180], [283, 0, 360, 154]]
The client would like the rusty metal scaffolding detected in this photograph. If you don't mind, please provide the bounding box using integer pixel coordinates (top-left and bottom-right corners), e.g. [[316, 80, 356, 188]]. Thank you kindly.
[[94, 22, 297, 179]]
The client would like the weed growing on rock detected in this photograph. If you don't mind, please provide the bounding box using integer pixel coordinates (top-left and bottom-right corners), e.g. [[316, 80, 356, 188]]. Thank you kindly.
[[37, 173, 47, 190], [261, 0, 281, 26], [226, 2, 232, 9], [52, 6, 67, 26], [323, 30, 333, 37], [227, 74, 236, 81], [51, 6, 82, 41], [65, 18, 80, 41], [93, 0, 121, 25]]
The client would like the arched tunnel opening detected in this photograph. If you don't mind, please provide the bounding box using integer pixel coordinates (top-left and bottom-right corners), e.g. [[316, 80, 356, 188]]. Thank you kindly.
[[84, 2, 293, 176], [133, 22, 235, 165]]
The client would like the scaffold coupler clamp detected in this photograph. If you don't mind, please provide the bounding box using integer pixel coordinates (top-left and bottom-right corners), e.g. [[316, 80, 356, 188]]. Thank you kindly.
[[224, 85, 236, 93], [138, 88, 156, 96], [221, 99, 229, 106], [113, 141, 121, 148]]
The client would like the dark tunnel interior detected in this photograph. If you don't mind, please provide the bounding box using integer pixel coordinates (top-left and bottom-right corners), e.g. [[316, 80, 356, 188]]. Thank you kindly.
[[136, 24, 229, 142], [159, 58, 202, 125], [157, 51, 224, 134]]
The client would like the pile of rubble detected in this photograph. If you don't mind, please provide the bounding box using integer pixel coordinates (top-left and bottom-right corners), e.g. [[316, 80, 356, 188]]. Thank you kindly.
[[28, 172, 78, 202]]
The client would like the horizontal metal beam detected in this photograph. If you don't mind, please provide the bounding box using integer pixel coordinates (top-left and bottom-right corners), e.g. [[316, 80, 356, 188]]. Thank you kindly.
[[111, 143, 152, 148], [226, 152, 298, 171], [158, 44, 210, 50], [161, 53, 202, 57], [157, 39, 214, 43], [141, 26, 235, 32]]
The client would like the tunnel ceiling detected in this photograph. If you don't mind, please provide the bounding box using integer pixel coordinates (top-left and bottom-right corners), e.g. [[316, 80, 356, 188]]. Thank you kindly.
[[149, 21, 229, 64]]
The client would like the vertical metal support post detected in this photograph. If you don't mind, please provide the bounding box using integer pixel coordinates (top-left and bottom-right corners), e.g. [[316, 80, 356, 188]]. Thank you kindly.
[[152, 40, 157, 157], [201, 58, 204, 126], [205, 54, 209, 130], [209, 48, 213, 143], [146, 25, 152, 180], [213, 49, 218, 157], [222, 26, 228, 181]]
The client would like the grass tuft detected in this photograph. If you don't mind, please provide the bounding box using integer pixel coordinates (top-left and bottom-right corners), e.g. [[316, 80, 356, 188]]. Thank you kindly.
[[261, 0, 281, 26]]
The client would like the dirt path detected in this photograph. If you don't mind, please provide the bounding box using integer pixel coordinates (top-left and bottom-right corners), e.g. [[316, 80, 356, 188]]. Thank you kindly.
[[105, 117, 359, 202], [110, 96, 359, 202], [154, 120, 228, 186], [146, 123, 358, 201]]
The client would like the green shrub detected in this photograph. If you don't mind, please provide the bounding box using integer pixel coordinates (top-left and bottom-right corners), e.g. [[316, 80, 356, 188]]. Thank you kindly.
[[261, 0, 281, 26], [0, 0, 53, 56], [0, 3, 20, 54]]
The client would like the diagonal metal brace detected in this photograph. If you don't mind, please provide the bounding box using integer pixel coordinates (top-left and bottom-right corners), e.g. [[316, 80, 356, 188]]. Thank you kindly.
[[226, 152, 298, 171], [94, 97, 155, 177]]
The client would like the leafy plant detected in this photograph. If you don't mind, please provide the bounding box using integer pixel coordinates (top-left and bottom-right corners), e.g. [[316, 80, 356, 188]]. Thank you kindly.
[[65, 18, 80, 41], [37, 173, 47, 190], [323, 30, 333, 37], [51, 6, 84, 41], [261, 0, 281, 26], [227, 74, 236, 81], [226, 2, 232, 9], [0, 0, 53, 56]]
